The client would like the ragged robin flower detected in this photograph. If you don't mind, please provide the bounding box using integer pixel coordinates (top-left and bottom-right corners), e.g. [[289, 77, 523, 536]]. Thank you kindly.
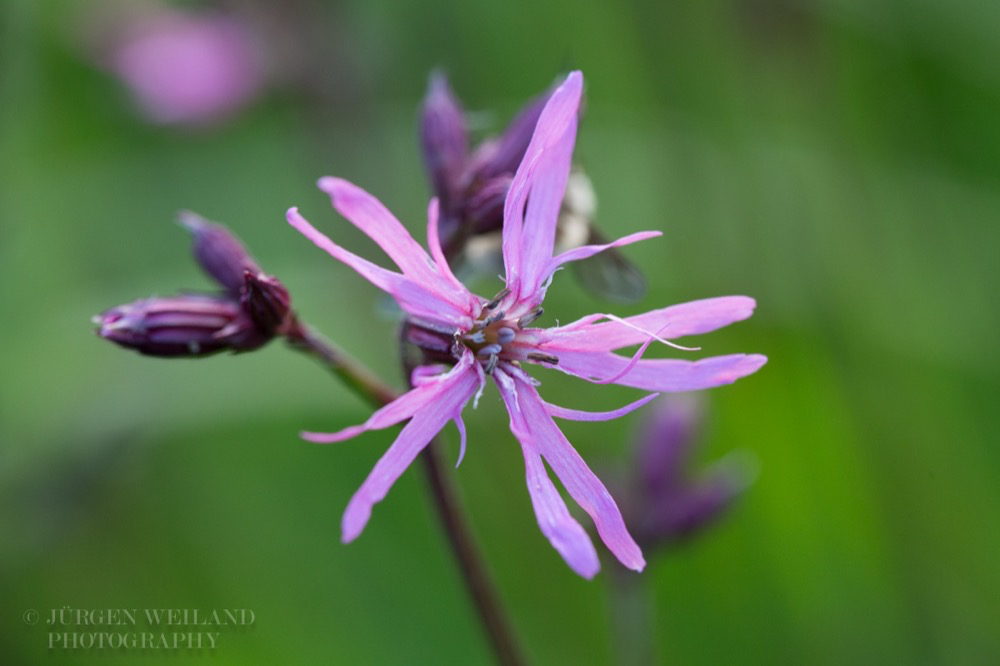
[[287, 71, 766, 578]]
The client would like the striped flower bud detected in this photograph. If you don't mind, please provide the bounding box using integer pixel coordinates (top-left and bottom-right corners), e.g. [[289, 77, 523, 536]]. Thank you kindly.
[[95, 294, 268, 357]]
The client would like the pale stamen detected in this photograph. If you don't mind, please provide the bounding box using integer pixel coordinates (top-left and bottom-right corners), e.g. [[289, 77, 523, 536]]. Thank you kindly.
[[484, 354, 499, 375], [478, 343, 503, 357], [464, 331, 486, 344]]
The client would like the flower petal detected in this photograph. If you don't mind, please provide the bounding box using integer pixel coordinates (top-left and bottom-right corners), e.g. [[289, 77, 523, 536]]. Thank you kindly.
[[287, 207, 472, 329], [496, 367, 645, 572], [303, 353, 477, 444], [517, 125, 576, 298], [317, 177, 434, 281], [542, 296, 758, 352], [453, 412, 468, 468], [318, 177, 471, 309], [519, 440, 601, 578], [469, 87, 549, 182], [554, 351, 768, 392], [543, 392, 659, 422], [426, 197, 473, 301], [341, 363, 481, 542], [546, 230, 661, 275], [502, 71, 583, 301], [493, 369, 601, 577]]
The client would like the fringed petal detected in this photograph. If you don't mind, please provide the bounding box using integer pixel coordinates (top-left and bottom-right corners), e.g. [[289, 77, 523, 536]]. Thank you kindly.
[[554, 351, 769, 392], [543, 297, 758, 352], [543, 392, 659, 422], [501, 71, 583, 301], [495, 368, 645, 573], [287, 207, 472, 329], [341, 363, 481, 542]]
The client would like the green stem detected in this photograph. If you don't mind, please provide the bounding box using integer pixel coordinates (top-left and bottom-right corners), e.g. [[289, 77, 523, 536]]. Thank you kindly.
[[609, 559, 656, 665], [285, 319, 396, 406]]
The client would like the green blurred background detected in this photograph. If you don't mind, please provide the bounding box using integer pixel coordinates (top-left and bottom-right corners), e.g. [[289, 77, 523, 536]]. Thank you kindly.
[[2, 0, 998, 663]]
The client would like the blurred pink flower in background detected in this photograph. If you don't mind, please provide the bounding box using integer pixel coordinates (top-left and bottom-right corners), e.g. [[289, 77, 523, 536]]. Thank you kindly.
[[105, 8, 265, 125]]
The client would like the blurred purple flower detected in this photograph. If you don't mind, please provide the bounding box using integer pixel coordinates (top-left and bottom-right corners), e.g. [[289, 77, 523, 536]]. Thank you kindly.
[[627, 394, 756, 549], [95, 212, 291, 356], [288, 72, 766, 578], [107, 9, 264, 125]]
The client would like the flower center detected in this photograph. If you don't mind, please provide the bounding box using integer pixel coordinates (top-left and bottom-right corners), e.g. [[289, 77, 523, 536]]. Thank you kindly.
[[402, 288, 558, 374], [458, 288, 550, 374]]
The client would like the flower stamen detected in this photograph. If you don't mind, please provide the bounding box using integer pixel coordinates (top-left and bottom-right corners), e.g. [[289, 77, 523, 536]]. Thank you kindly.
[[483, 310, 506, 326], [496, 327, 516, 344], [484, 288, 510, 311], [484, 354, 499, 375], [478, 343, 503, 357], [464, 330, 486, 344], [527, 352, 559, 365], [518, 307, 543, 328]]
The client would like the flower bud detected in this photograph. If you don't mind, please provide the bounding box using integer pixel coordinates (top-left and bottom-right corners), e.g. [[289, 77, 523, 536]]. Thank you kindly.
[[179, 210, 260, 296], [636, 394, 704, 496], [628, 395, 756, 548], [420, 72, 468, 207], [463, 176, 511, 234], [641, 458, 754, 543], [466, 90, 548, 183], [95, 294, 268, 357], [241, 270, 292, 335]]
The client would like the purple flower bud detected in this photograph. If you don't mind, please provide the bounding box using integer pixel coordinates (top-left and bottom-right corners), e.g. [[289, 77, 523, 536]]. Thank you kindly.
[[420, 72, 468, 207], [642, 458, 755, 544], [179, 210, 260, 296], [628, 395, 756, 549], [95, 294, 268, 357], [636, 394, 704, 497], [463, 176, 511, 233], [241, 270, 292, 335], [466, 89, 550, 183]]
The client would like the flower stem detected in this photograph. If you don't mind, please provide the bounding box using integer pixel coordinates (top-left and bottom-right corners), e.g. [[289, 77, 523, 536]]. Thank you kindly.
[[284, 317, 525, 666], [285, 318, 397, 406], [609, 561, 656, 665], [419, 439, 524, 666]]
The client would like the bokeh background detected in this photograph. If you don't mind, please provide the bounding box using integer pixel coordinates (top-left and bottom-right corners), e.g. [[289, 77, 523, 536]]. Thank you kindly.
[[2, 0, 998, 663]]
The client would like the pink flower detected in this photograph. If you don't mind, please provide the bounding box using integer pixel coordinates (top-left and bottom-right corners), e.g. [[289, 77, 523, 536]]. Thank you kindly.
[[108, 10, 264, 125], [286, 72, 766, 578]]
